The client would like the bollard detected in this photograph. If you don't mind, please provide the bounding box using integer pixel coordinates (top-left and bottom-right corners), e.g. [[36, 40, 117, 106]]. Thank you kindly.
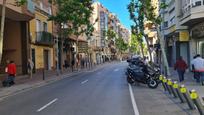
[[167, 79, 177, 97], [180, 85, 196, 110], [190, 89, 204, 115], [163, 77, 171, 94], [160, 75, 167, 91], [43, 68, 45, 80], [166, 79, 173, 95], [173, 81, 185, 103], [168, 79, 177, 98]]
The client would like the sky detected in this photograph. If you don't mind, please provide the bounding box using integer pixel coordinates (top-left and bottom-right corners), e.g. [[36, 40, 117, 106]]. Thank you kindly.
[[98, 0, 132, 30]]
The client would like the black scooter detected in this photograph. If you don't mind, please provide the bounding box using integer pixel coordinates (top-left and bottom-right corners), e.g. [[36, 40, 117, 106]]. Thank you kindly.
[[126, 58, 160, 89]]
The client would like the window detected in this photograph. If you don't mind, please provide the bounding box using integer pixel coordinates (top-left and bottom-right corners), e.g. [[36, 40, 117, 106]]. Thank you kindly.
[[163, 21, 168, 28], [43, 22, 48, 32], [169, 7, 175, 14], [170, 16, 175, 25], [192, 0, 202, 7], [36, 19, 41, 32]]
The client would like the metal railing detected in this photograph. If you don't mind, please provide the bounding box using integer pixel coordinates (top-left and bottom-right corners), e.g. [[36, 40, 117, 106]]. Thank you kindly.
[[36, 31, 54, 46]]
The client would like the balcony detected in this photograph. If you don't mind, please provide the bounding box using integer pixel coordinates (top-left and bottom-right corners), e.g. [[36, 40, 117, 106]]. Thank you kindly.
[[180, 0, 204, 26], [0, 0, 34, 21], [35, 31, 54, 46]]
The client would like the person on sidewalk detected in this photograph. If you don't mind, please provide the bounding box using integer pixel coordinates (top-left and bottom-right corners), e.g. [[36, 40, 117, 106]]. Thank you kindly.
[[5, 61, 17, 86], [191, 55, 198, 80], [191, 54, 204, 85], [174, 56, 188, 82]]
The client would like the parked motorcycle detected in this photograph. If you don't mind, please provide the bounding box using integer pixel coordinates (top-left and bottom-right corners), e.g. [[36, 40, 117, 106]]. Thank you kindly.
[[126, 58, 160, 89]]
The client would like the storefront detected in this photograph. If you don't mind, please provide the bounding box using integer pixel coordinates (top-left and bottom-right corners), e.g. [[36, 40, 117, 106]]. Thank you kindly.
[[165, 30, 190, 66], [191, 22, 204, 58]]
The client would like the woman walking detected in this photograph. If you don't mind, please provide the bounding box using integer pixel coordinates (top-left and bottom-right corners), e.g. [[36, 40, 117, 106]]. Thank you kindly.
[[174, 56, 188, 82]]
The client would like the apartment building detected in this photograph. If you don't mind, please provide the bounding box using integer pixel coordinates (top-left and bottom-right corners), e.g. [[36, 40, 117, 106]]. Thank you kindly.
[[118, 25, 130, 44], [0, 0, 34, 75], [179, 0, 204, 61], [29, 0, 54, 71], [160, 0, 189, 66], [91, 2, 109, 64]]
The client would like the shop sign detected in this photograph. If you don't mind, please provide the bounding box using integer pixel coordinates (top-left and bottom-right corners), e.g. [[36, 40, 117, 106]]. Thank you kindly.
[[179, 31, 189, 41], [78, 42, 88, 53]]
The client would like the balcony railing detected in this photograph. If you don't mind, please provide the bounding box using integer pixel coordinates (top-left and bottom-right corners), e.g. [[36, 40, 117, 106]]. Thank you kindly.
[[36, 31, 54, 46]]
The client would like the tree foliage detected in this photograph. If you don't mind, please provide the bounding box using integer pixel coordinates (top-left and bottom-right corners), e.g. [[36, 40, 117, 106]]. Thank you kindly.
[[105, 29, 116, 48], [49, 0, 94, 38], [129, 33, 142, 54], [128, 0, 170, 75], [115, 37, 128, 53]]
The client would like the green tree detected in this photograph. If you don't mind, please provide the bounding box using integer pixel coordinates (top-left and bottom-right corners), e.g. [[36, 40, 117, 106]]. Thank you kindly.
[[128, 0, 170, 76], [127, 0, 153, 62], [106, 29, 116, 47], [48, 0, 95, 69], [115, 37, 128, 53], [129, 33, 142, 55], [0, 0, 27, 63]]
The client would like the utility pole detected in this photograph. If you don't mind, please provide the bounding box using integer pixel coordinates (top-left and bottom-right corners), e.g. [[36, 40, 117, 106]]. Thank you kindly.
[[0, 0, 6, 63]]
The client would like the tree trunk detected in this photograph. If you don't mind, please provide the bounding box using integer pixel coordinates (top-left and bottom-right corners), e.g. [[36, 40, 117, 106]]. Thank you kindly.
[[0, 0, 6, 63], [76, 36, 79, 69], [139, 42, 145, 58], [144, 34, 153, 62], [156, 26, 170, 76]]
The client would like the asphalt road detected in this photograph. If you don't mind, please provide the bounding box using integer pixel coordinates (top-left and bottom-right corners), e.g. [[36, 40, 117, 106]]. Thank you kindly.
[[0, 62, 190, 115]]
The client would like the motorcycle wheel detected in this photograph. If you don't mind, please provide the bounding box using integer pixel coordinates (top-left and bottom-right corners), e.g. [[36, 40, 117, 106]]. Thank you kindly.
[[127, 76, 134, 84], [147, 79, 158, 89]]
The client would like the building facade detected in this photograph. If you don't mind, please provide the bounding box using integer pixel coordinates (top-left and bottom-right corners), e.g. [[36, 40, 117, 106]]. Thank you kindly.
[[0, 0, 34, 75], [91, 2, 109, 64], [29, 0, 54, 71], [160, 0, 189, 66], [179, 0, 204, 62]]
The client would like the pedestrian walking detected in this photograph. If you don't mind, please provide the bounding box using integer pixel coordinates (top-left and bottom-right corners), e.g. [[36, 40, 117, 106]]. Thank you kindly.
[[71, 59, 75, 72], [28, 59, 34, 79], [191, 55, 198, 80], [4, 61, 16, 86], [174, 56, 188, 82], [191, 54, 204, 85]]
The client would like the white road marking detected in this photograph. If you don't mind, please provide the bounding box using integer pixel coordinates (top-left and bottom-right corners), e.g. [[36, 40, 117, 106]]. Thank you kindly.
[[128, 84, 140, 115], [114, 69, 119, 72], [81, 80, 89, 84], [37, 98, 58, 112]]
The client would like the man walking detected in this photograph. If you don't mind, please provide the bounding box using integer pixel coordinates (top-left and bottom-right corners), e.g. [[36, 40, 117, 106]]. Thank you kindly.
[[191, 54, 204, 85], [174, 56, 188, 82]]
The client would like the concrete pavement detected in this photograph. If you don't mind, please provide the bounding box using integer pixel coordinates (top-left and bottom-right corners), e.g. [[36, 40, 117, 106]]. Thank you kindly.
[[168, 68, 204, 105]]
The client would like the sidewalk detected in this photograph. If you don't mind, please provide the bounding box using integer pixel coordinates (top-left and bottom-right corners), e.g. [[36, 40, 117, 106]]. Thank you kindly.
[[168, 68, 204, 105], [0, 62, 109, 101]]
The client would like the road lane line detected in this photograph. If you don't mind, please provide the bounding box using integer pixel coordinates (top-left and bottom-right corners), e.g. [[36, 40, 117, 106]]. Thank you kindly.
[[81, 80, 89, 84], [37, 98, 58, 112], [129, 84, 140, 115]]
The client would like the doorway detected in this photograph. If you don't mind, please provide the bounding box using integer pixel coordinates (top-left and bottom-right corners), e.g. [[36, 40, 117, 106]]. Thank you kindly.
[[31, 49, 36, 73], [44, 50, 49, 70]]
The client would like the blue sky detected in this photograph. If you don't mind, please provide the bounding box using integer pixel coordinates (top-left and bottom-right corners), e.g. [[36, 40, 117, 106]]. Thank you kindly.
[[98, 0, 132, 30]]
